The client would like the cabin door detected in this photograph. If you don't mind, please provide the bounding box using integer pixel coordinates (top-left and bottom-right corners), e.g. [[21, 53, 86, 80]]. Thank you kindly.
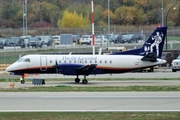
[[40, 56, 47, 71]]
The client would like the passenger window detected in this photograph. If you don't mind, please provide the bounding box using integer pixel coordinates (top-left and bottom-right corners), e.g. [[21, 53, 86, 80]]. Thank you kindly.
[[100, 60, 102, 63], [105, 60, 107, 63], [50, 60, 52, 63], [59, 60, 61, 63], [110, 60, 112, 63]]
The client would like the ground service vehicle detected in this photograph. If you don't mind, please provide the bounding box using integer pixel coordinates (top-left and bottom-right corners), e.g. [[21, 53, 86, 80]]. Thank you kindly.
[[80, 35, 92, 45], [161, 52, 174, 67], [52, 35, 60, 45], [172, 55, 180, 72]]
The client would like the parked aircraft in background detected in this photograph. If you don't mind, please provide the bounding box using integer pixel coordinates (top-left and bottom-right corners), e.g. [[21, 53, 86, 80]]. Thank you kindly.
[[6, 26, 167, 84]]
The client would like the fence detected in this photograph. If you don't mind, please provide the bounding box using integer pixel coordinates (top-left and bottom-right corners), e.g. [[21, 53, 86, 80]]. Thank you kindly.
[[0, 26, 180, 38], [0, 64, 10, 71]]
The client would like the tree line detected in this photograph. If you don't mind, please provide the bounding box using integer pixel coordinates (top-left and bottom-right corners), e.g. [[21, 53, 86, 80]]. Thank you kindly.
[[0, 0, 179, 29]]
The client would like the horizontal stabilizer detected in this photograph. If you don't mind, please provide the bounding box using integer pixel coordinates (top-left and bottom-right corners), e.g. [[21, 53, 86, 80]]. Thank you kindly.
[[141, 52, 157, 62]]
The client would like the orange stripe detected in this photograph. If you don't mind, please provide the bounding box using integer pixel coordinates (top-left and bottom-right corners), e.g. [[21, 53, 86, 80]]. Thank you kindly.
[[24, 73, 28, 77], [96, 65, 147, 70], [96, 66, 134, 70]]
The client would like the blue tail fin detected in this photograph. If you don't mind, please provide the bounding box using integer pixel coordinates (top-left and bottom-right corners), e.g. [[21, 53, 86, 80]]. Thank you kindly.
[[139, 26, 167, 58], [110, 26, 167, 58]]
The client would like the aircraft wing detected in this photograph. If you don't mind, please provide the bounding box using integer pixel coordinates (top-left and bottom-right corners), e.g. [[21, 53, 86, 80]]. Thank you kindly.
[[76, 64, 97, 75], [141, 52, 157, 62]]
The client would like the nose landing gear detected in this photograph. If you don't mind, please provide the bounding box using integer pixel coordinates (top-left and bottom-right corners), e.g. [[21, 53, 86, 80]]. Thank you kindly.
[[75, 75, 80, 83], [20, 75, 25, 84]]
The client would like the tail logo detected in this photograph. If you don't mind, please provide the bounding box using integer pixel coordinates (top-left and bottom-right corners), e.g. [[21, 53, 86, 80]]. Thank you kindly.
[[140, 31, 164, 57], [150, 31, 164, 56]]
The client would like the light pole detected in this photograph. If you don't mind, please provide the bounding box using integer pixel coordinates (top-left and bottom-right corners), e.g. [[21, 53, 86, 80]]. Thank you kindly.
[[25, 0, 27, 37], [161, 0, 164, 26], [107, 0, 110, 47], [23, 0, 27, 37], [23, 0, 25, 36], [108, 0, 110, 34], [165, 0, 179, 51]]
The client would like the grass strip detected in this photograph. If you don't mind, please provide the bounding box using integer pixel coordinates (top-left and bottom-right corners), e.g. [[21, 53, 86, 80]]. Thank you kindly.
[[1, 77, 180, 82], [1, 85, 180, 92], [0, 112, 180, 120]]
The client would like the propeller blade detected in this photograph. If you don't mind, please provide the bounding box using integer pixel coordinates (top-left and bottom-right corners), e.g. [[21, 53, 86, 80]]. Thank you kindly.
[[53, 59, 58, 73]]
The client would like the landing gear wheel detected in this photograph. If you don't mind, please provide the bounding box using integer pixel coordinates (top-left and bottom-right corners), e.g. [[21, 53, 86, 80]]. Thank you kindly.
[[82, 79, 88, 84], [148, 67, 154, 72], [75, 78, 80, 83], [21, 80, 25, 84]]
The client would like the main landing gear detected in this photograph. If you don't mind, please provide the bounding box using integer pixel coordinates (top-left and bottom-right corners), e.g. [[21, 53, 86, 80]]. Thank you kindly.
[[74, 75, 88, 84], [75, 75, 80, 83], [20, 75, 25, 84]]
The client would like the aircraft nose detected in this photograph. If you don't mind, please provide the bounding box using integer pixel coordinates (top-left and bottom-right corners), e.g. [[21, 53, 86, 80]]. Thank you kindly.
[[6, 65, 12, 72], [5, 66, 10, 72]]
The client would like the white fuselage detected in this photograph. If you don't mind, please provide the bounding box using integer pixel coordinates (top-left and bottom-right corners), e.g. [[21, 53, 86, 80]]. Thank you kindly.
[[6, 54, 166, 75]]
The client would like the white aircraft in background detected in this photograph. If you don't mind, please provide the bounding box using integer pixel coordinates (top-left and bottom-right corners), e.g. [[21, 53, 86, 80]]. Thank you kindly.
[[6, 26, 167, 84]]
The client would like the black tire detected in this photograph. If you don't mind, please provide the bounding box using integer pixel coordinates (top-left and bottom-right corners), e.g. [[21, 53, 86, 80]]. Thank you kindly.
[[172, 69, 176, 72], [82, 79, 88, 84], [21, 80, 25, 84], [75, 78, 80, 83], [148, 67, 154, 72]]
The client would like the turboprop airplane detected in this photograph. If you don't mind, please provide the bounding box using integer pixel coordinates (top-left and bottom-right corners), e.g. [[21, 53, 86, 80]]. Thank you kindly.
[[6, 26, 167, 84]]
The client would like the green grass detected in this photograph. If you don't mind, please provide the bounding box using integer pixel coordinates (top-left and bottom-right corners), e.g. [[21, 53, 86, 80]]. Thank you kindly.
[[1, 77, 180, 82], [0, 112, 180, 120], [168, 36, 180, 41], [1, 85, 180, 92]]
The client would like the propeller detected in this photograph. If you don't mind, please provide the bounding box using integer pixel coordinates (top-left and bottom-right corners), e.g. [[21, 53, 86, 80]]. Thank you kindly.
[[52, 59, 59, 73]]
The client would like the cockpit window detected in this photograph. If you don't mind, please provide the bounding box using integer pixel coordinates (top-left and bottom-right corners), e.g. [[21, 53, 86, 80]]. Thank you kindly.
[[17, 58, 31, 62], [17, 58, 25, 62], [24, 58, 30, 62]]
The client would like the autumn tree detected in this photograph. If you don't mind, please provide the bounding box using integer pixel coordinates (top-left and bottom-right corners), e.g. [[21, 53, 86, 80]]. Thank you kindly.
[[0, 1, 21, 28], [41, 2, 60, 27], [94, 5, 106, 26], [103, 9, 115, 25], [0, 0, 179, 28], [114, 6, 138, 25], [66, 4, 91, 21], [28, 1, 41, 25], [57, 9, 90, 28]]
